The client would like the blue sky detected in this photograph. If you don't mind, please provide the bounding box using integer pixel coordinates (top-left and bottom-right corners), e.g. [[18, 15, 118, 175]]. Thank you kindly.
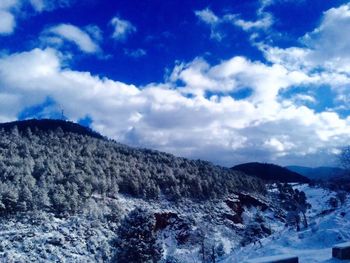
[[1, 0, 350, 167]]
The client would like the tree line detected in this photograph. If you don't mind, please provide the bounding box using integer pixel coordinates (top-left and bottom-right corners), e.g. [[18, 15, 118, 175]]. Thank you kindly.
[[0, 122, 265, 215]]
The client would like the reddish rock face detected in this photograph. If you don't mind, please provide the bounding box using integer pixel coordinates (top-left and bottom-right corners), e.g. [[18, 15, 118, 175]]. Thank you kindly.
[[154, 212, 192, 245], [225, 193, 269, 224]]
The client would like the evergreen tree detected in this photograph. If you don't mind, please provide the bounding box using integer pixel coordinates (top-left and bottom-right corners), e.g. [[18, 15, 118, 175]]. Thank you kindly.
[[277, 183, 310, 230], [114, 208, 162, 263]]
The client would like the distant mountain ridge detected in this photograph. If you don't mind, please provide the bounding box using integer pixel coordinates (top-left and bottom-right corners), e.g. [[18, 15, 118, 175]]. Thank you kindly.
[[0, 119, 104, 139], [286, 166, 347, 181], [232, 162, 310, 183]]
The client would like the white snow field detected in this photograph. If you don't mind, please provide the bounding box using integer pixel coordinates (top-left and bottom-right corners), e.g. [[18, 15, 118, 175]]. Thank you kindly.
[[222, 184, 350, 263]]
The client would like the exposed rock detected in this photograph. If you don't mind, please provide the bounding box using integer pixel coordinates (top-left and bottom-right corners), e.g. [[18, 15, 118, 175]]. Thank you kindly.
[[155, 212, 179, 231]]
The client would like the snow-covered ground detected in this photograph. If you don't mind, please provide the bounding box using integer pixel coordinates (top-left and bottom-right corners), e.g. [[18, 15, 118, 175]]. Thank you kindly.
[[0, 184, 348, 263], [222, 184, 350, 263]]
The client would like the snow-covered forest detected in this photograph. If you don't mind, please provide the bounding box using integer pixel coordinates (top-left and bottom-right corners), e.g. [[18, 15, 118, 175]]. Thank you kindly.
[[0, 120, 348, 263], [0, 120, 264, 216]]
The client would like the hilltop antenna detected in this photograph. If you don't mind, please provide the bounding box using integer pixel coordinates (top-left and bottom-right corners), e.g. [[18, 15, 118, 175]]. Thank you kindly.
[[57, 103, 66, 121]]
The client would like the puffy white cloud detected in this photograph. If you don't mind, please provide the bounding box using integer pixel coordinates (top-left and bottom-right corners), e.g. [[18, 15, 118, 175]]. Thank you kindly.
[[171, 56, 311, 105], [262, 3, 350, 74], [1, 0, 350, 168], [43, 24, 101, 53], [110, 16, 136, 41], [264, 137, 294, 153], [1, 47, 350, 167], [302, 3, 350, 72], [258, 2, 350, 125]]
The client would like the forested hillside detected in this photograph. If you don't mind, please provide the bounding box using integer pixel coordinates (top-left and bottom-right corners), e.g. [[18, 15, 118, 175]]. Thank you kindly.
[[232, 162, 310, 183], [0, 120, 328, 263], [0, 119, 265, 215]]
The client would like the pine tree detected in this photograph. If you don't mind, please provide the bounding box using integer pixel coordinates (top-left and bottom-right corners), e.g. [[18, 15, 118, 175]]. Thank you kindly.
[[114, 208, 162, 263], [277, 183, 310, 230]]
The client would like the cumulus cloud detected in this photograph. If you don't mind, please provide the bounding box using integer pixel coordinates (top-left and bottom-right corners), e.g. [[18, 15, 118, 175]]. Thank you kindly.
[[258, 2, 350, 118], [170, 56, 311, 103], [110, 16, 136, 41], [302, 3, 350, 72], [43, 24, 101, 53], [1, 2, 350, 167], [1, 47, 350, 167], [262, 3, 350, 73]]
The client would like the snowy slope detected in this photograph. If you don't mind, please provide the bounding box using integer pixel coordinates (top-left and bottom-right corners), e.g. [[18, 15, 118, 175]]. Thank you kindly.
[[0, 191, 275, 262], [222, 184, 350, 263], [1, 184, 348, 262]]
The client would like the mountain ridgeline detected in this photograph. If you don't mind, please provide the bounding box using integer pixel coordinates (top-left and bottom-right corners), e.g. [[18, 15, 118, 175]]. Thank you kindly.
[[232, 162, 310, 183], [286, 166, 347, 181], [0, 119, 265, 215]]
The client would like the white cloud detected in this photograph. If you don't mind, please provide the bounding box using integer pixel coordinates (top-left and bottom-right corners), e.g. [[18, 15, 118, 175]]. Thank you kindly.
[[0, 10, 16, 35], [85, 24, 103, 42], [29, 0, 45, 11], [195, 8, 220, 25], [0, 0, 18, 35], [302, 3, 350, 72], [44, 24, 101, 53], [1, 48, 350, 167], [195, 8, 224, 41], [262, 3, 350, 74], [293, 94, 316, 103], [0, 0, 18, 9], [110, 16, 136, 41], [225, 12, 273, 32], [195, 1, 274, 42], [171, 56, 311, 104], [0, 0, 73, 36], [29, 0, 71, 12], [258, 2, 350, 122], [1, 1, 350, 167], [264, 137, 294, 153], [224, 0, 274, 33]]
